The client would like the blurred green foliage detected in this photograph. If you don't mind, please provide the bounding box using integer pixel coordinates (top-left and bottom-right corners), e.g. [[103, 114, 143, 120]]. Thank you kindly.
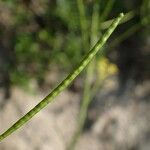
[[0, 0, 149, 88]]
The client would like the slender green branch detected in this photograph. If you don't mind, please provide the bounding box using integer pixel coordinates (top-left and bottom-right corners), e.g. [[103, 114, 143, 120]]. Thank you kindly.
[[66, 13, 124, 150], [66, 2, 100, 149], [77, 0, 89, 50], [100, 10, 136, 30], [109, 13, 150, 49], [140, 0, 150, 24], [109, 23, 141, 48], [91, 1, 101, 45], [99, 0, 115, 23], [0, 13, 124, 142]]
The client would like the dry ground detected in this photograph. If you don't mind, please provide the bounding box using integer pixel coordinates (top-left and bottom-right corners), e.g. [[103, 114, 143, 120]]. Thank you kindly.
[[0, 77, 150, 150]]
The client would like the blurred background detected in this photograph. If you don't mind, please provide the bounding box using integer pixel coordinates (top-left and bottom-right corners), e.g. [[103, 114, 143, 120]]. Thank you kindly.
[[0, 0, 150, 150]]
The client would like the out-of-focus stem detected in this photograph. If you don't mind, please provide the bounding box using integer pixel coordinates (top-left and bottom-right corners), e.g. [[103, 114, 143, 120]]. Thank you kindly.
[[76, 0, 89, 50], [109, 23, 141, 48], [99, 0, 115, 23], [100, 10, 136, 30]]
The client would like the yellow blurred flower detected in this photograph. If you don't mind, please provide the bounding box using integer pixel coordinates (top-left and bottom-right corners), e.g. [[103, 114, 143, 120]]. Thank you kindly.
[[97, 57, 118, 80]]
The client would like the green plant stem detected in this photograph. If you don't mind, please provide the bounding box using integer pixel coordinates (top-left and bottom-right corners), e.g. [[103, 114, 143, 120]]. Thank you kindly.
[[66, 64, 93, 150], [77, 0, 89, 50], [100, 10, 136, 30], [109, 23, 141, 48], [66, 13, 124, 150], [0, 13, 124, 142], [66, 2, 100, 150], [109, 13, 150, 48], [91, 1, 101, 45], [91, 0, 115, 99], [99, 0, 115, 23], [140, 0, 150, 25]]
